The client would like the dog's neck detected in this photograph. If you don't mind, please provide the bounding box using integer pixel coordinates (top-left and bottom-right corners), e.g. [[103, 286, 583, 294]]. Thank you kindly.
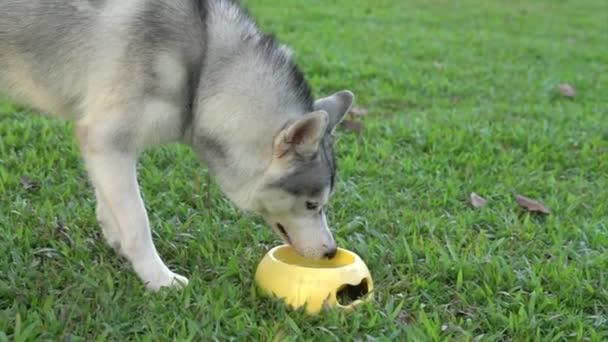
[[181, 77, 308, 213], [178, 0, 314, 211]]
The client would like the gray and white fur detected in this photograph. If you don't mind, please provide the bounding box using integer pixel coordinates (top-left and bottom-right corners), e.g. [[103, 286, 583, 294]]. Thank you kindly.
[[0, 0, 354, 290]]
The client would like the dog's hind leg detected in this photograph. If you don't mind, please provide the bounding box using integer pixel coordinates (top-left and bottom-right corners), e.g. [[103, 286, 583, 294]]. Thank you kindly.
[[76, 120, 188, 291]]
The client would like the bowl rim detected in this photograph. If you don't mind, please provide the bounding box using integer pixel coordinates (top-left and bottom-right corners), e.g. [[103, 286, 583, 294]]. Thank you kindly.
[[266, 244, 363, 271]]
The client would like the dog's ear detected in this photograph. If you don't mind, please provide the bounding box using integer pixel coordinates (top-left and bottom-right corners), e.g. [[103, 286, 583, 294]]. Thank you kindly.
[[314, 90, 354, 133], [274, 111, 329, 158]]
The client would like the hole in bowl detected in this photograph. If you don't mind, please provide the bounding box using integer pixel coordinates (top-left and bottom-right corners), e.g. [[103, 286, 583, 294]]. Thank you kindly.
[[272, 245, 355, 268], [336, 278, 370, 306]]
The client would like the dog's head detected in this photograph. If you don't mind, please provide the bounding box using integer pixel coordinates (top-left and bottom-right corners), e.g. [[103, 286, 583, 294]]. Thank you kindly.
[[255, 90, 354, 259]]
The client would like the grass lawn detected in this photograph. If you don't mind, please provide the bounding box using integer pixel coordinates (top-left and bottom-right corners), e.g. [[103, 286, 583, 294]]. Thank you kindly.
[[1, 0, 607, 340]]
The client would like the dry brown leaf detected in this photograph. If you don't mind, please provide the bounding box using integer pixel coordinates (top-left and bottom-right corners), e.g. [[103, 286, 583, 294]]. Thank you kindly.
[[470, 192, 487, 208], [20, 176, 40, 191], [450, 96, 462, 103], [349, 106, 368, 117], [515, 194, 551, 215], [340, 120, 365, 133], [56, 219, 74, 246], [557, 83, 576, 98], [397, 311, 415, 325]]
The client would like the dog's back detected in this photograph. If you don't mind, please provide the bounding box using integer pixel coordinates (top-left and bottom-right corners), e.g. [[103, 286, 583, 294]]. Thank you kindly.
[[0, 1, 98, 115], [0, 0, 204, 119]]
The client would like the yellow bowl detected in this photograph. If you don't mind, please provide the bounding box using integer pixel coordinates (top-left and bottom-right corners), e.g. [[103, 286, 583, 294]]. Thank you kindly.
[[254, 244, 373, 314]]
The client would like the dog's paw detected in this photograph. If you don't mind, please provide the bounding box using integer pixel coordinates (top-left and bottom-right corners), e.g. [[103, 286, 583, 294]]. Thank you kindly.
[[144, 272, 189, 291]]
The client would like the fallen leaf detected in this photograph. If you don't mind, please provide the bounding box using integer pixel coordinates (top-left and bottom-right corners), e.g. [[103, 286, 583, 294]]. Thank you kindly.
[[470, 192, 487, 208], [450, 96, 462, 103], [455, 309, 473, 318], [32, 247, 62, 258], [56, 219, 74, 246], [340, 120, 365, 133], [349, 106, 368, 117], [557, 83, 576, 98], [397, 311, 415, 325], [20, 176, 40, 191], [515, 194, 551, 215]]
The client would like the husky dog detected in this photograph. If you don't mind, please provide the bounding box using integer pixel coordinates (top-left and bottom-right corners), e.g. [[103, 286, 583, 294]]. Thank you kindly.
[[0, 0, 355, 290]]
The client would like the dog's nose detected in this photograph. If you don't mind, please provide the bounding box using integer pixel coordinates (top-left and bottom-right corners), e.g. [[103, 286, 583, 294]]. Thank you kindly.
[[323, 247, 337, 259]]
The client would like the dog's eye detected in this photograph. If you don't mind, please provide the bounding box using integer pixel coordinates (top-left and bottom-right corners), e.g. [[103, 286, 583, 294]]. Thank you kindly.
[[306, 201, 319, 210]]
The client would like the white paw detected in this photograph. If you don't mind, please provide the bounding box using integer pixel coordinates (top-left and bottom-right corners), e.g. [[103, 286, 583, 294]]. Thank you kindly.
[[144, 271, 189, 291]]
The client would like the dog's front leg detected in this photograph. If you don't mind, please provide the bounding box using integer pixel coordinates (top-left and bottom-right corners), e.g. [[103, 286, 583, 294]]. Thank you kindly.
[[76, 124, 188, 291], [95, 189, 123, 252]]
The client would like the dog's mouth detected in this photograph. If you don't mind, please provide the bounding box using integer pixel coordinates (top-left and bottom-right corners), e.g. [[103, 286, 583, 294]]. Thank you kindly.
[[275, 223, 292, 244]]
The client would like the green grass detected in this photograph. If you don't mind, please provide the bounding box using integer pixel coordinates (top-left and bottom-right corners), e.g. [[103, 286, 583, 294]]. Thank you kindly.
[[1, 0, 607, 339]]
